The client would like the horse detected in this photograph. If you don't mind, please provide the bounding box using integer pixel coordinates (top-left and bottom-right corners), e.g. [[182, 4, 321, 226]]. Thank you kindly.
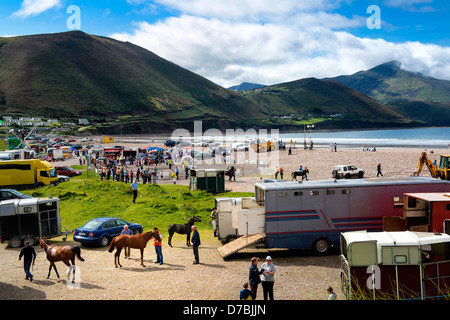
[[39, 238, 85, 283], [108, 231, 155, 268], [168, 215, 201, 247], [291, 169, 309, 181], [226, 166, 236, 181]]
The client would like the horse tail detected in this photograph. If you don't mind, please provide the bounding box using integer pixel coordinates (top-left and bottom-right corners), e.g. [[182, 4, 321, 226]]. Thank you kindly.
[[72, 245, 85, 262], [108, 237, 116, 253]]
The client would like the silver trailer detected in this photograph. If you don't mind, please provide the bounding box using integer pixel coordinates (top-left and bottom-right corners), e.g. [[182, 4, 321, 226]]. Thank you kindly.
[[0, 197, 68, 247], [216, 177, 450, 257]]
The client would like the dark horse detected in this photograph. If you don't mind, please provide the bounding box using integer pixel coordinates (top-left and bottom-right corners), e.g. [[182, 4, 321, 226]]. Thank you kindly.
[[108, 231, 155, 268], [226, 166, 236, 181], [291, 169, 309, 181], [39, 238, 85, 283], [168, 215, 201, 247]]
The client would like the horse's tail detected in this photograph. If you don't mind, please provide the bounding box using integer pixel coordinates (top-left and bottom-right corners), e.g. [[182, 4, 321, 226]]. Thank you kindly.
[[108, 237, 116, 253], [72, 245, 85, 262]]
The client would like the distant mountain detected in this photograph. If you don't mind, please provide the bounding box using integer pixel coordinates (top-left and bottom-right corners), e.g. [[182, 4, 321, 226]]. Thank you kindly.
[[329, 61, 450, 126], [330, 61, 450, 104], [228, 82, 266, 91]]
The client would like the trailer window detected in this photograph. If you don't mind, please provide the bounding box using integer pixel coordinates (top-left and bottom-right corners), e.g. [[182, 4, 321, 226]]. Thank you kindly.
[[278, 192, 287, 197], [394, 255, 407, 264], [294, 191, 303, 196], [326, 190, 335, 195], [342, 189, 351, 194], [446, 204, 450, 211], [310, 191, 319, 196], [394, 196, 404, 208]]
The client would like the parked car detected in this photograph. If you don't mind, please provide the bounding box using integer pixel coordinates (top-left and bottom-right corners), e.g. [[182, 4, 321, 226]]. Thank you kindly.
[[332, 165, 365, 179], [54, 166, 82, 177], [73, 217, 143, 247], [165, 140, 178, 147], [0, 189, 33, 201], [57, 175, 70, 183], [230, 143, 249, 151], [80, 137, 93, 142]]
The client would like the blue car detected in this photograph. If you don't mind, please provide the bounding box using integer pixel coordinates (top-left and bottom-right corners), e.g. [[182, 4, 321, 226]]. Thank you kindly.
[[73, 217, 143, 247]]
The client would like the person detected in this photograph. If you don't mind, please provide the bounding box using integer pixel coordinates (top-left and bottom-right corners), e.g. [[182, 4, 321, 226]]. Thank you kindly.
[[327, 287, 337, 300], [279, 167, 284, 180], [274, 167, 279, 179], [249, 257, 263, 299], [121, 224, 134, 258], [210, 207, 218, 237], [171, 170, 177, 184], [260, 256, 276, 300], [152, 169, 157, 184], [191, 225, 201, 264], [240, 282, 254, 300], [377, 163, 383, 177], [130, 179, 138, 203], [153, 227, 163, 265], [19, 241, 36, 281]]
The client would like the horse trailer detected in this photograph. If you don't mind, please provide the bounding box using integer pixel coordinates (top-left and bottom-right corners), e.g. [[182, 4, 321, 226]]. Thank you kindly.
[[340, 230, 450, 300], [0, 197, 69, 248], [216, 177, 450, 257]]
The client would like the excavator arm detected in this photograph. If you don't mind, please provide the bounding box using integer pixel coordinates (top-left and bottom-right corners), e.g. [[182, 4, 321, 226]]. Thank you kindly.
[[415, 152, 445, 179]]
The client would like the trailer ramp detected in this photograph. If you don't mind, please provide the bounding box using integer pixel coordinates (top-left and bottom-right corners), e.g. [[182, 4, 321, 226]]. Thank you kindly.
[[218, 233, 265, 258]]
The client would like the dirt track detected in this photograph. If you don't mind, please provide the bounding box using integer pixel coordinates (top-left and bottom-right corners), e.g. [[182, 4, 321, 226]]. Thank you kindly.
[[0, 234, 341, 300]]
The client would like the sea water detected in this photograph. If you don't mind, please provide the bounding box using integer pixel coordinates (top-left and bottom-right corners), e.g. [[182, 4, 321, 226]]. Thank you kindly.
[[212, 127, 450, 149]]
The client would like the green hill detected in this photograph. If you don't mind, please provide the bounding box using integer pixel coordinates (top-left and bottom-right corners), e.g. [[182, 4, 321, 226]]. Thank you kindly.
[[0, 31, 417, 131]]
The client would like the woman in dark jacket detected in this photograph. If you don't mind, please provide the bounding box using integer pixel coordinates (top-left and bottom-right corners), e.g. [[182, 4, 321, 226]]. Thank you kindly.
[[248, 257, 263, 299]]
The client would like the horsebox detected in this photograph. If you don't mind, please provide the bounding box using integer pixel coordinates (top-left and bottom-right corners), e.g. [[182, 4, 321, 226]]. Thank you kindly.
[[216, 177, 450, 258], [340, 230, 450, 300], [0, 197, 71, 247]]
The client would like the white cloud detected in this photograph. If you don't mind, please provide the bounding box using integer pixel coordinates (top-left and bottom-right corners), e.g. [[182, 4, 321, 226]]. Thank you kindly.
[[111, 1, 450, 87], [12, 0, 62, 18]]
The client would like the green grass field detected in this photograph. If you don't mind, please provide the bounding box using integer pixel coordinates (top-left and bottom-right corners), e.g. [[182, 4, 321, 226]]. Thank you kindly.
[[22, 166, 253, 240]]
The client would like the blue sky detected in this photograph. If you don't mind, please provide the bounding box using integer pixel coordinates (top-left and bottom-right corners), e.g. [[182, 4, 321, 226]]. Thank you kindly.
[[1, 0, 450, 87]]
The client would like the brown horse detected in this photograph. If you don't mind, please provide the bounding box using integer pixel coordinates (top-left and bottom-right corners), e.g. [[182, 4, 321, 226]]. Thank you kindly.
[[39, 238, 85, 283], [108, 231, 155, 268]]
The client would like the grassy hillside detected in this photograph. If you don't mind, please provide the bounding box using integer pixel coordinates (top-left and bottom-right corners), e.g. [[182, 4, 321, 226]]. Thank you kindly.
[[22, 167, 253, 236], [241, 77, 407, 125]]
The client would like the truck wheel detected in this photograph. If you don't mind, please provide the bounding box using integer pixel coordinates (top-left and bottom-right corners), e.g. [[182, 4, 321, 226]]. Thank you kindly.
[[23, 236, 36, 246], [311, 237, 332, 255], [332, 170, 338, 178], [9, 237, 22, 248], [358, 172, 364, 178]]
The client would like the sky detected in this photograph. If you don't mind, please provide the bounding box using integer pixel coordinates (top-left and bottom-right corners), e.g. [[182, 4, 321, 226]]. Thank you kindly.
[[1, 0, 450, 88]]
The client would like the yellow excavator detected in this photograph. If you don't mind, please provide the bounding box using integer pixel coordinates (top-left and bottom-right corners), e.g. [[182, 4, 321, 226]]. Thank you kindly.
[[414, 152, 450, 180]]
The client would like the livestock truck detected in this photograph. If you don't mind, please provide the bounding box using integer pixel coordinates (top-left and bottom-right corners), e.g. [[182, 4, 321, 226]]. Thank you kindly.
[[216, 177, 450, 258], [0, 159, 59, 189], [0, 197, 70, 247]]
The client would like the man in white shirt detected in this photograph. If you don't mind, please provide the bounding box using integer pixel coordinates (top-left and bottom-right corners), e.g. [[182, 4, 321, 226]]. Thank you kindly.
[[130, 179, 138, 203]]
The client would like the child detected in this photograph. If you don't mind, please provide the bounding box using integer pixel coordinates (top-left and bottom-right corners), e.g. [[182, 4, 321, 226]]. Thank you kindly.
[[240, 282, 254, 300]]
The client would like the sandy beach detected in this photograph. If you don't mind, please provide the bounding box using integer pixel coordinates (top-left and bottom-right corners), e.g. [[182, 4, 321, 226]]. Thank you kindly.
[[64, 135, 446, 193]]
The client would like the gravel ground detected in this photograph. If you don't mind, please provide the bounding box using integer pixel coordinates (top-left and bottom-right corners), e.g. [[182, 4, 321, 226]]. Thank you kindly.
[[0, 234, 341, 300]]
